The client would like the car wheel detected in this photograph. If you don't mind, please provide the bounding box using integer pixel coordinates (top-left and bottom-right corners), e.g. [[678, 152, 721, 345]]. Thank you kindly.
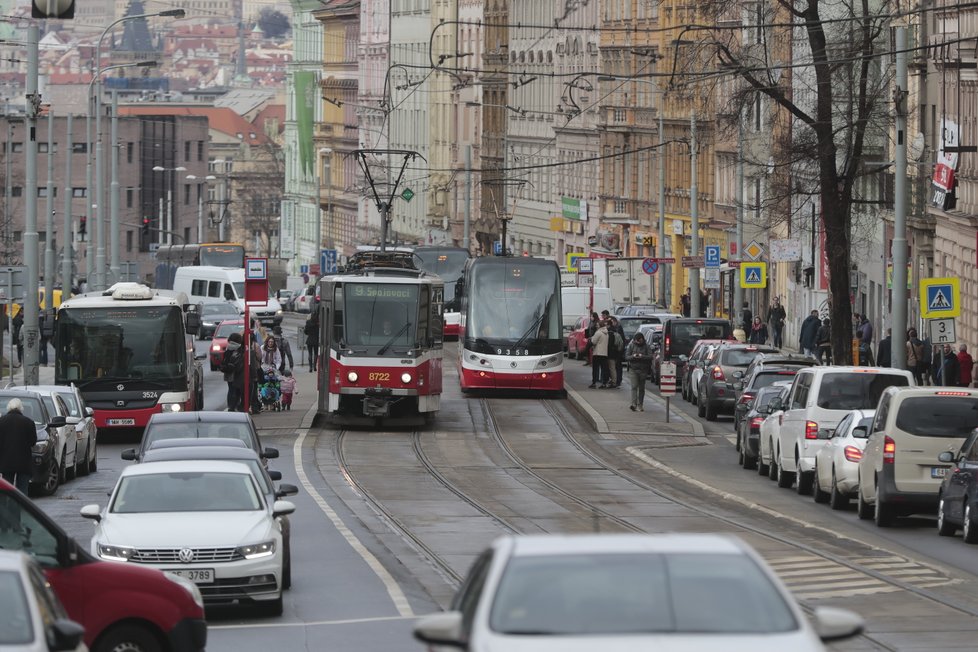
[[37, 457, 60, 496], [77, 440, 91, 477], [963, 502, 978, 544], [813, 464, 830, 503], [282, 546, 292, 590], [736, 433, 745, 465], [856, 478, 873, 520], [767, 446, 778, 481], [874, 483, 894, 527], [829, 469, 849, 510], [937, 497, 956, 537], [776, 450, 795, 488], [796, 469, 813, 495], [741, 438, 757, 471], [93, 623, 162, 652], [89, 439, 98, 473], [697, 393, 706, 417], [704, 399, 717, 422], [757, 448, 769, 476]]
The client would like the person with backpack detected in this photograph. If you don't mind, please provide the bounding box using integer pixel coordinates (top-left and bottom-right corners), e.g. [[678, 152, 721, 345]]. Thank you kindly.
[[608, 317, 626, 388], [304, 312, 320, 372], [625, 331, 653, 411], [221, 332, 246, 412], [906, 328, 925, 384]]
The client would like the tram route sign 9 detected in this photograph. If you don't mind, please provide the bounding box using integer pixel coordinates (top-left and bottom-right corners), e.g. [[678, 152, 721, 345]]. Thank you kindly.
[[0, 266, 27, 304]]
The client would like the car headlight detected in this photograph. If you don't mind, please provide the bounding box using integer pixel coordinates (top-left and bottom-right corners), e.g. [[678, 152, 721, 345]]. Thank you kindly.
[[164, 572, 205, 610], [98, 543, 135, 561], [347, 371, 359, 383], [32, 439, 49, 454], [211, 345, 222, 352], [160, 403, 183, 413], [400, 372, 412, 383], [236, 540, 275, 559], [276, 309, 283, 316]]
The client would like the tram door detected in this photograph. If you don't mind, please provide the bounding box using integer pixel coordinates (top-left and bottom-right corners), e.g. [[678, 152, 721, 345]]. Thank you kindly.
[[317, 278, 337, 413]]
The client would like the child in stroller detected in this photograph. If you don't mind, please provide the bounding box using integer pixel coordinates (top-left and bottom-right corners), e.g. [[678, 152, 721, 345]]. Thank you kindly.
[[258, 364, 283, 411]]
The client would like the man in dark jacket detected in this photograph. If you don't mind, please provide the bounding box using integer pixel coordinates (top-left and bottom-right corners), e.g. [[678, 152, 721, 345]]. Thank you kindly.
[[767, 297, 787, 349], [876, 328, 892, 368], [799, 310, 821, 356], [222, 333, 246, 412], [304, 313, 320, 372], [939, 344, 961, 386], [272, 326, 294, 373], [0, 398, 38, 494]]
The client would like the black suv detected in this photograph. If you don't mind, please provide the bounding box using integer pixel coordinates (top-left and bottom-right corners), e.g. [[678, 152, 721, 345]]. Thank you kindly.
[[732, 353, 820, 431], [695, 343, 778, 421]]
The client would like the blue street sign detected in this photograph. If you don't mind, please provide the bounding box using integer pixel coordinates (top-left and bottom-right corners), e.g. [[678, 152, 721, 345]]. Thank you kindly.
[[493, 241, 502, 255], [321, 249, 338, 274], [705, 245, 721, 268], [300, 265, 309, 274], [641, 258, 659, 275]]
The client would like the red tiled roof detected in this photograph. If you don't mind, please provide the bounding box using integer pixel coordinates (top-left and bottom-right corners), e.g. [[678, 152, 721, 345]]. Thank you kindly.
[[253, 104, 285, 136], [118, 106, 269, 145]]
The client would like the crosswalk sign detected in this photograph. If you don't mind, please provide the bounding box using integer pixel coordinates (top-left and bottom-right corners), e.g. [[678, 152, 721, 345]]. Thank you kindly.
[[740, 262, 767, 288], [920, 277, 960, 318]]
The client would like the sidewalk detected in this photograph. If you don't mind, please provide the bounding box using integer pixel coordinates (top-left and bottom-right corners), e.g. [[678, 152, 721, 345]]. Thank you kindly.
[[250, 367, 319, 434]]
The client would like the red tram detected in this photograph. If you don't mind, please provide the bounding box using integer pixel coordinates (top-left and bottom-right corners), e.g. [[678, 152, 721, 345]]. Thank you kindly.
[[316, 252, 444, 423]]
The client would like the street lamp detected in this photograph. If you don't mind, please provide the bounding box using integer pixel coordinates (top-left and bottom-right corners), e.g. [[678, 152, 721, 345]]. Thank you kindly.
[[316, 147, 331, 268], [209, 159, 232, 240], [152, 166, 187, 246], [186, 174, 216, 243]]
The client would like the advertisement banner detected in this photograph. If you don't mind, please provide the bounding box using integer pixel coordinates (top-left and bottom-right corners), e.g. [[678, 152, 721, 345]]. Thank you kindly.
[[294, 71, 316, 177]]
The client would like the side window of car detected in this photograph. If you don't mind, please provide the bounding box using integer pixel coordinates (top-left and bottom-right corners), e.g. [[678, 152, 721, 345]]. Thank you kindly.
[[966, 435, 978, 462], [872, 394, 890, 433], [834, 414, 851, 438], [453, 550, 493, 636], [0, 493, 60, 566], [789, 374, 809, 409]]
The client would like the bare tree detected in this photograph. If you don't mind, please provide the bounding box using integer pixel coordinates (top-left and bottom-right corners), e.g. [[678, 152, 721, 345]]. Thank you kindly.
[[236, 143, 285, 259]]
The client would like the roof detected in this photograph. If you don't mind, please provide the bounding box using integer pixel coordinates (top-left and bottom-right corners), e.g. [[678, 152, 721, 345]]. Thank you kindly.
[[0, 550, 30, 572], [142, 444, 257, 463], [147, 410, 251, 425], [505, 533, 747, 556], [120, 459, 255, 477], [117, 106, 268, 146]]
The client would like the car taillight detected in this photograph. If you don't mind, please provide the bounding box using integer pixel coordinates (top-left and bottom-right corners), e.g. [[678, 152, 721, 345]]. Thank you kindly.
[[738, 392, 756, 405], [844, 445, 863, 463], [664, 335, 670, 356], [712, 365, 725, 380], [750, 416, 764, 431], [883, 436, 895, 464], [804, 420, 819, 440]]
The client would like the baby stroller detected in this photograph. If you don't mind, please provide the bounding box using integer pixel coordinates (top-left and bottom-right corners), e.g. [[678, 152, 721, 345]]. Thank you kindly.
[[258, 365, 283, 411]]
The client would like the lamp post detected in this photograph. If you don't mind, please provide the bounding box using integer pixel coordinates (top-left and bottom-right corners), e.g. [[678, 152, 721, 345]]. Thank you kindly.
[[152, 166, 187, 247], [186, 174, 216, 243], [316, 147, 331, 268], [210, 159, 231, 241]]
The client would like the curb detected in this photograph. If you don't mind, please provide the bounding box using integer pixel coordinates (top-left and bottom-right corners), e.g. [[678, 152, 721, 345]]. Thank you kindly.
[[565, 382, 705, 438]]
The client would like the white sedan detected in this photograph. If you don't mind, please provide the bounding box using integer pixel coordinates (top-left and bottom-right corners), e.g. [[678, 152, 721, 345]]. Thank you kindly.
[[414, 533, 863, 652], [81, 459, 295, 615], [757, 386, 792, 480], [813, 409, 876, 510]]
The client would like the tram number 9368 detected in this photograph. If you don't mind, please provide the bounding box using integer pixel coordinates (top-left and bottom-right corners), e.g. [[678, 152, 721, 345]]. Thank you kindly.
[[368, 372, 391, 381], [496, 348, 530, 356]]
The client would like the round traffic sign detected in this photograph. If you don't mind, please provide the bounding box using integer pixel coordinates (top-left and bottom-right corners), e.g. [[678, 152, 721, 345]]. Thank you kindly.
[[642, 258, 659, 275]]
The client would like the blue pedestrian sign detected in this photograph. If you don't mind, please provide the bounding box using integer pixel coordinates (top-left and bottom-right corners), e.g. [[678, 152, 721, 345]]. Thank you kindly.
[[321, 249, 338, 274], [705, 245, 721, 268], [740, 261, 767, 288], [641, 258, 659, 275]]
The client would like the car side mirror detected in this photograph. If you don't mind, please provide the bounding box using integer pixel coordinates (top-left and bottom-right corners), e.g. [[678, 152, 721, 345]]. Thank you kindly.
[[812, 606, 864, 643], [768, 399, 782, 412], [184, 311, 201, 335], [275, 483, 299, 498], [48, 415, 67, 428], [85, 407, 94, 417], [79, 504, 101, 522], [120, 448, 137, 461], [852, 426, 868, 439], [272, 500, 296, 517], [263, 446, 279, 459], [678, 354, 688, 362], [733, 370, 744, 379], [938, 451, 955, 464], [268, 470, 282, 481], [65, 416, 81, 425], [49, 619, 86, 652], [817, 428, 833, 440], [732, 381, 743, 391]]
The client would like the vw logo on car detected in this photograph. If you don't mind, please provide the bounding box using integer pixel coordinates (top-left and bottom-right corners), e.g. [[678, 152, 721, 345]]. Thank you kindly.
[[178, 548, 196, 563]]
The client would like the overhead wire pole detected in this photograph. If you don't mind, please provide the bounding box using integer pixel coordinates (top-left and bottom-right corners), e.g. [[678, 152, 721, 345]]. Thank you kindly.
[[891, 26, 909, 369], [353, 149, 425, 252], [657, 110, 666, 306], [734, 117, 745, 327], [62, 114, 73, 291], [24, 23, 40, 385], [44, 109, 54, 314], [689, 113, 700, 318]]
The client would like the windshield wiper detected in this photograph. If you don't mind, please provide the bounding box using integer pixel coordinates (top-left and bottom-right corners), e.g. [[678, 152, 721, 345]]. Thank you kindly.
[[377, 322, 412, 355], [514, 313, 547, 348]]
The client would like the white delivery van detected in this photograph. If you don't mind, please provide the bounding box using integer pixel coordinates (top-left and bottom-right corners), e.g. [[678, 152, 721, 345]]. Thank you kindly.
[[561, 287, 612, 335], [173, 266, 283, 326]]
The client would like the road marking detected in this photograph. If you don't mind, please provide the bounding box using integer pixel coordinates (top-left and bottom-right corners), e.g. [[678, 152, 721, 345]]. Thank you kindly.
[[293, 429, 414, 617], [211, 614, 415, 630]]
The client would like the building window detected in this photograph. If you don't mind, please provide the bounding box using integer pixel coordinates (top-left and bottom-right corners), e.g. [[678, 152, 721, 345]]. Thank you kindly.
[[72, 143, 87, 154], [126, 188, 134, 208], [127, 142, 134, 163], [126, 230, 133, 253], [72, 188, 86, 198], [197, 141, 204, 161], [184, 141, 191, 161], [11, 187, 22, 197], [11, 142, 23, 153], [184, 184, 191, 205], [37, 187, 57, 198]]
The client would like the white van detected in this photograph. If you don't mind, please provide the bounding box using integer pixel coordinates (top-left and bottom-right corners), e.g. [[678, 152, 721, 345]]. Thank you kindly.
[[561, 287, 612, 336], [173, 266, 283, 326]]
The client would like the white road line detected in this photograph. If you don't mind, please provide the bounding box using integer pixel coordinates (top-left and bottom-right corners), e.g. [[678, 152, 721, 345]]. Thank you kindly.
[[211, 614, 415, 630], [293, 428, 414, 617]]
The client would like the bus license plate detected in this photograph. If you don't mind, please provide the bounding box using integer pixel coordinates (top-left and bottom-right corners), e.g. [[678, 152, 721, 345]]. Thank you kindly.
[[931, 467, 948, 479], [106, 419, 135, 426], [170, 568, 214, 584]]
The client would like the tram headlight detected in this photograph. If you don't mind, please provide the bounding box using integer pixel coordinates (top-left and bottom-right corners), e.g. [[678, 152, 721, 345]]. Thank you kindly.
[[400, 373, 412, 383], [347, 371, 359, 383]]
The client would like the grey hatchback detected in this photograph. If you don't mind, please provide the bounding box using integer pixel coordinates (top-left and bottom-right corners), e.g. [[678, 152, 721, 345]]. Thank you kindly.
[[696, 343, 779, 421]]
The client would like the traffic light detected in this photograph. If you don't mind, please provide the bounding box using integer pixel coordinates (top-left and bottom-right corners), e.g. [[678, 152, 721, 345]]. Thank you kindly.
[[78, 216, 86, 239], [141, 217, 150, 237], [32, 0, 74, 18]]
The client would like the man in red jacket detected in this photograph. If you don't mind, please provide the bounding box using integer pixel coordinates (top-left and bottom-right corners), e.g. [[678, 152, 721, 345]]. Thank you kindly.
[[957, 344, 974, 388]]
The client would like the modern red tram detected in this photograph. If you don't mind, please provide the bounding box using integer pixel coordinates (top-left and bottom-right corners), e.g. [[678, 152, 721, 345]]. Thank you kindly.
[[458, 256, 564, 393], [316, 251, 444, 422]]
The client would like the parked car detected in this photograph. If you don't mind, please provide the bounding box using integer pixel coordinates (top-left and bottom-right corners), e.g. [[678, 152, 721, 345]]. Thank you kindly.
[[812, 409, 875, 509], [732, 353, 820, 431], [198, 300, 241, 340], [140, 442, 298, 588], [615, 305, 672, 317], [0, 392, 69, 496], [413, 533, 863, 651], [937, 429, 978, 542], [0, 478, 207, 652], [774, 366, 913, 494], [275, 290, 296, 312], [82, 460, 296, 614], [566, 315, 591, 360], [0, 550, 86, 652], [758, 385, 793, 479], [617, 316, 667, 347], [696, 343, 779, 421], [122, 411, 278, 464], [858, 387, 978, 526], [24, 385, 97, 480], [681, 340, 725, 403], [652, 318, 734, 386], [294, 286, 318, 313], [737, 381, 793, 470], [732, 366, 804, 433]]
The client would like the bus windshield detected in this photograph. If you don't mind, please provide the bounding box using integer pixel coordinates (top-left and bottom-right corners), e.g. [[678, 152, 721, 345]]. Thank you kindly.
[[468, 262, 561, 343], [340, 283, 420, 353], [199, 244, 245, 267], [55, 306, 187, 385]]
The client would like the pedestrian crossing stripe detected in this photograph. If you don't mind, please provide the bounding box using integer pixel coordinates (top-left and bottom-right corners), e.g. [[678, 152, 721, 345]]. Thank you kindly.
[[919, 277, 961, 318], [740, 261, 767, 288]]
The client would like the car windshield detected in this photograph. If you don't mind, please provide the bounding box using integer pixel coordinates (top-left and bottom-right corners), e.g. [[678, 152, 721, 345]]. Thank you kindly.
[[0, 571, 32, 644], [669, 322, 732, 356], [214, 322, 243, 338], [721, 348, 769, 367], [751, 370, 798, 390], [896, 396, 978, 437], [55, 392, 82, 417], [111, 472, 262, 513], [204, 303, 237, 317], [144, 422, 255, 450], [0, 397, 44, 425], [490, 552, 797, 635], [816, 373, 910, 410]]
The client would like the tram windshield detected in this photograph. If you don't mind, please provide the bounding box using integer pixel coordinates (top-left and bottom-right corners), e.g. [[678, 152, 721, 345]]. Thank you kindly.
[[413, 248, 469, 304], [340, 283, 421, 352], [55, 306, 187, 386], [468, 261, 561, 343]]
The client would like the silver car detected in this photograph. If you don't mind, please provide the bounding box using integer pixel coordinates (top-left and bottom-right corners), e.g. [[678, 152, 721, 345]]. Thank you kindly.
[[414, 533, 863, 651], [29, 385, 97, 478], [0, 550, 86, 651], [813, 409, 875, 510]]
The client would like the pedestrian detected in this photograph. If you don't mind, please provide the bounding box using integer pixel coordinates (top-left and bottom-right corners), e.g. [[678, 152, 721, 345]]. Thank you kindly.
[[939, 344, 960, 387], [37, 306, 50, 366], [279, 369, 297, 410], [11, 307, 23, 367], [767, 297, 786, 349], [749, 316, 768, 345], [221, 332, 246, 412], [920, 334, 933, 385], [930, 343, 942, 386], [261, 336, 282, 370], [249, 334, 263, 414], [0, 398, 37, 494], [876, 328, 892, 368], [906, 328, 925, 385], [799, 310, 821, 357], [625, 331, 653, 411], [816, 318, 832, 364], [680, 288, 691, 317], [588, 319, 611, 389], [857, 314, 875, 365], [699, 289, 710, 318], [272, 326, 294, 373], [957, 344, 974, 388], [608, 317, 625, 388], [582, 311, 599, 366], [304, 312, 320, 372], [741, 302, 753, 337]]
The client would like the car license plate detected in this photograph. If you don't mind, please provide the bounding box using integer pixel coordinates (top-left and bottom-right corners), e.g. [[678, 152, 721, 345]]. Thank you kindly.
[[931, 467, 949, 479], [106, 419, 135, 426], [170, 568, 214, 584]]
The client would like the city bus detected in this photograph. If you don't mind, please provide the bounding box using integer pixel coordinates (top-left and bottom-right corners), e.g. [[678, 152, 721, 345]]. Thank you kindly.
[[54, 283, 204, 430], [154, 242, 244, 289]]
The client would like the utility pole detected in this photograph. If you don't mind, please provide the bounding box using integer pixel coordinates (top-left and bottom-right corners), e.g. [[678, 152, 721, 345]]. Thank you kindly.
[[44, 110, 54, 312], [891, 26, 909, 369], [657, 110, 666, 307], [24, 23, 40, 385], [464, 144, 471, 251], [734, 118, 745, 326], [62, 114, 73, 291], [689, 113, 700, 318], [85, 105, 93, 286], [95, 90, 106, 290], [109, 90, 120, 285]]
